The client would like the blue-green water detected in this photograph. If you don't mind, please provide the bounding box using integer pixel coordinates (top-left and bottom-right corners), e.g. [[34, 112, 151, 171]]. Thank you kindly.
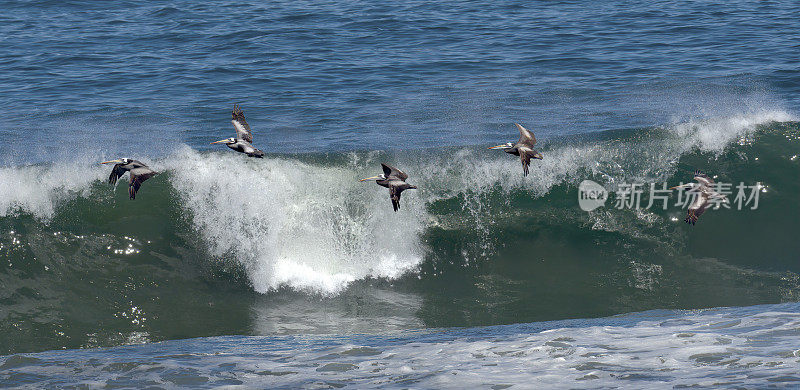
[[1, 0, 800, 387]]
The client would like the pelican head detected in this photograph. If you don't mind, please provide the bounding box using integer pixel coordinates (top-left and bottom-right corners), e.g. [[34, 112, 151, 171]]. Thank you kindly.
[[359, 173, 386, 182], [211, 137, 236, 145], [101, 158, 130, 165], [488, 142, 514, 150]]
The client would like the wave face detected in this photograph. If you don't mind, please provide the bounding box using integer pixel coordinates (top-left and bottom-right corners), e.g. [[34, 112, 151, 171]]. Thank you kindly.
[[1, 112, 799, 354], [4, 302, 800, 388]]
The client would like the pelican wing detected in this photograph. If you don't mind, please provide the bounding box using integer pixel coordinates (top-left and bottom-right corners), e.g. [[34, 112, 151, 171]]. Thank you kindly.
[[387, 181, 410, 212], [518, 147, 534, 177], [240, 140, 265, 158], [231, 104, 253, 143], [127, 167, 157, 200], [108, 164, 127, 185], [685, 193, 709, 225], [515, 123, 537, 147], [387, 181, 415, 212], [381, 163, 408, 181], [389, 186, 401, 212], [693, 170, 714, 187]]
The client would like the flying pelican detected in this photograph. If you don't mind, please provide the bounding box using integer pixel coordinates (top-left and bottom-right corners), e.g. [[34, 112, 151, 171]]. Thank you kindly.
[[670, 170, 728, 225], [211, 104, 265, 158], [489, 123, 543, 176], [360, 163, 417, 211], [101, 158, 157, 200]]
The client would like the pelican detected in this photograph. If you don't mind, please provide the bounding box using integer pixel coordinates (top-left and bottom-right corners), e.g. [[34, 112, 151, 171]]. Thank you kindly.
[[670, 170, 728, 225], [211, 104, 265, 158], [101, 158, 157, 200], [360, 163, 417, 211], [489, 123, 543, 176]]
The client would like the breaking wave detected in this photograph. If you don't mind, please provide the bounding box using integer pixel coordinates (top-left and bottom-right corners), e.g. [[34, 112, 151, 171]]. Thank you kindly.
[[0, 109, 797, 296]]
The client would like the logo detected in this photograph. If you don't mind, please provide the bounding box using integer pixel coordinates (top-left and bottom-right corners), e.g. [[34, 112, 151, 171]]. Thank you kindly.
[[578, 180, 608, 211]]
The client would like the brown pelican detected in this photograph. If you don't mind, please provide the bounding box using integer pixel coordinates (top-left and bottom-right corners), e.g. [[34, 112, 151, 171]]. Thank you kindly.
[[489, 123, 543, 176], [670, 170, 728, 225], [360, 163, 417, 211], [211, 104, 265, 158], [101, 159, 157, 200]]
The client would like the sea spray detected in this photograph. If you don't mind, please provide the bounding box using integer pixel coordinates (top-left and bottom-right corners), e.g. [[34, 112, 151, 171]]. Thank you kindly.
[[167, 147, 426, 294]]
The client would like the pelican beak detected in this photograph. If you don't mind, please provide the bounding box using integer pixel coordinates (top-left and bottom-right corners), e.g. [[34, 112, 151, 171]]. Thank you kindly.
[[488, 144, 507, 150], [210, 140, 227, 144], [100, 159, 124, 165], [669, 186, 678, 190], [359, 175, 381, 182]]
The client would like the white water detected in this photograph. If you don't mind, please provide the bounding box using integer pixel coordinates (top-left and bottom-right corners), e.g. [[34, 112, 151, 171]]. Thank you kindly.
[[167, 147, 426, 295], [0, 162, 106, 220], [670, 109, 796, 152]]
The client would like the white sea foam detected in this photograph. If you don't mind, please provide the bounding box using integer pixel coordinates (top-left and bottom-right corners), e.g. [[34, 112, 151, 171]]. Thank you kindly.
[[0, 162, 106, 220], [166, 146, 426, 295], [166, 141, 622, 294], [669, 109, 795, 152]]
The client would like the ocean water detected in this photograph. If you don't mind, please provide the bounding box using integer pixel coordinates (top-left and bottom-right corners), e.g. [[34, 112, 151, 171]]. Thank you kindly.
[[1, 0, 800, 387], [5, 303, 800, 388]]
